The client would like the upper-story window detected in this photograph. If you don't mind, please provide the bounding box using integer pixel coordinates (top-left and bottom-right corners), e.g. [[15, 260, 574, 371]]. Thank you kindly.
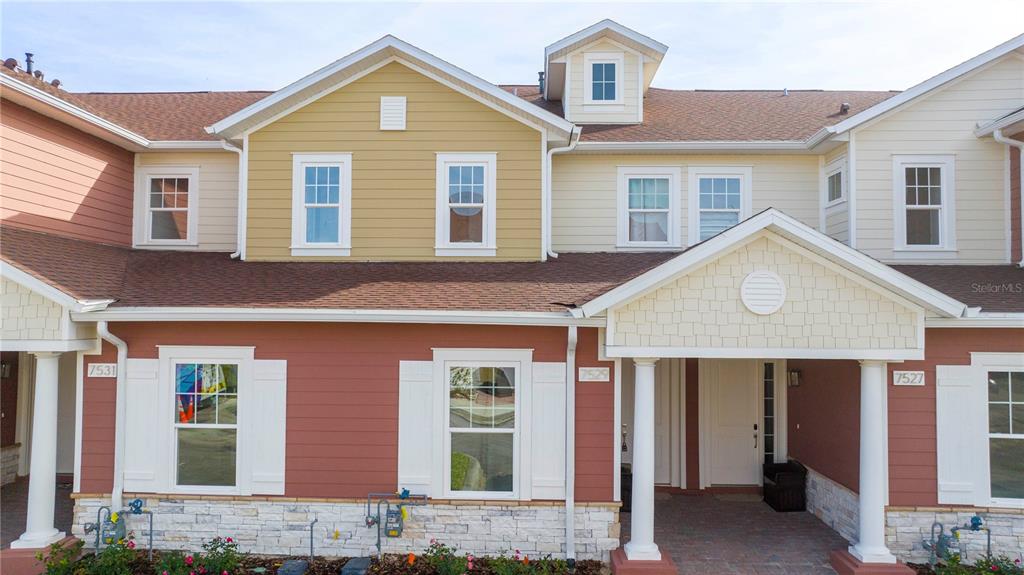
[[617, 166, 681, 249], [688, 166, 752, 244], [291, 153, 352, 256], [892, 155, 956, 252], [134, 166, 199, 246], [826, 159, 845, 205], [435, 153, 497, 257], [584, 52, 624, 105]]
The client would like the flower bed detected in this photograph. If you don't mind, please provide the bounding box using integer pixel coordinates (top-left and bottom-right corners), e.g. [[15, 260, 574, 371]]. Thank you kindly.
[[906, 556, 1023, 575]]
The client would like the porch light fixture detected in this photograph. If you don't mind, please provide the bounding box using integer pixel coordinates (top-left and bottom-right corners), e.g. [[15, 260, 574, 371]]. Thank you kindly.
[[787, 369, 802, 387]]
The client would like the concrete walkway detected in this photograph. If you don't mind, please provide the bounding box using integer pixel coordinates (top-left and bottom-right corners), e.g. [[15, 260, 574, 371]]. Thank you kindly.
[[1, 476, 75, 548], [621, 491, 847, 575]]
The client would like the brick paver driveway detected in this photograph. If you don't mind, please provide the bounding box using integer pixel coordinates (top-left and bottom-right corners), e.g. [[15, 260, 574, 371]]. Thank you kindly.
[[621, 491, 846, 575]]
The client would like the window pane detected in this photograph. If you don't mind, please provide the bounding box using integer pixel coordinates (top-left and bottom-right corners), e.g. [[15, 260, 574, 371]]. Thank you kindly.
[[906, 209, 939, 245], [177, 428, 236, 487], [195, 394, 217, 424], [990, 372, 1010, 401], [450, 433, 513, 493], [763, 416, 774, 435], [449, 207, 483, 243], [1012, 372, 1024, 402], [629, 212, 668, 242], [176, 394, 196, 424], [726, 178, 740, 195], [305, 166, 316, 185], [151, 211, 187, 240], [905, 167, 917, 186], [306, 207, 339, 243], [989, 438, 1024, 499], [592, 83, 603, 101], [989, 403, 1010, 434], [604, 82, 615, 100], [1012, 405, 1023, 435], [327, 166, 339, 185], [764, 398, 774, 417], [592, 62, 604, 81], [219, 395, 237, 425], [176, 364, 197, 394], [449, 165, 461, 185], [699, 178, 712, 195], [699, 211, 740, 241]]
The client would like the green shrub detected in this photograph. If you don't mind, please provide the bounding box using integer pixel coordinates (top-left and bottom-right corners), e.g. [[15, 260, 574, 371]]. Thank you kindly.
[[937, 554, 1023, 575], [155, 550, 192, 575], [35, 539, 85, 575], [423, 539, 467, 575], [198, 536, 241, 575], [88, 538, 136, 575]]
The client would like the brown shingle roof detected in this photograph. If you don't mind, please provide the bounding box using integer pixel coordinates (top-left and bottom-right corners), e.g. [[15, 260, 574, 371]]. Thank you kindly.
[[503, 85, 897, 142], [892, 265, 1024, 314], [0, 226, 677, 312]]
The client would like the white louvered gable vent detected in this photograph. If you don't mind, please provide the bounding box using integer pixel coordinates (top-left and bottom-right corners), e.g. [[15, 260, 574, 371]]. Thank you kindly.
[[380, 96, 407, 130], [740, 270, 787, 315]]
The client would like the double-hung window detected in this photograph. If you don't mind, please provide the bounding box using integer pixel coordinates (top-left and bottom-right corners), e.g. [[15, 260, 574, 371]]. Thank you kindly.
[[291, 153, 352, 256], [435, 153, 497, 256], [584, 53, 624, 106], [617, 166, 681, 248], [135, 166, 199, 246], [447, 364, 518, 496], [174, 361, 239, 488], [988, 370, 1024, 500], [688, 166, 752, 244], [892, 155, 956, 253], [825, 159, 845, 205]]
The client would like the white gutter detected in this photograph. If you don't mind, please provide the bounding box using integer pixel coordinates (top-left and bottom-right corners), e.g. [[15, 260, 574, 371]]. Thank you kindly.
[[926, 313, 1024, 328], [546, 126, 582, 258], [72, 307, 606, 327], [221, 140, 244, 259], [572, 140, 810, 153], [993, 129, 1024, 267], [563, 326, 578, 563], [148, 140, 226, 150], [96, 321, 127, 510]]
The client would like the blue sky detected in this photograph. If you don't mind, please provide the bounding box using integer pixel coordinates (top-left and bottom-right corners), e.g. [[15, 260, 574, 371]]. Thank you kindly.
[[2, 1, 1022, 94]]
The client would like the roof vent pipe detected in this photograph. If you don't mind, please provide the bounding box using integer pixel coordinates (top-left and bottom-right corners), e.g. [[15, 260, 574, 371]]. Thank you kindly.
[[783, 88, 788, 96], [840, 102, 851, 115], [538, 71, 545, 94], [24, 52, 33, 74]]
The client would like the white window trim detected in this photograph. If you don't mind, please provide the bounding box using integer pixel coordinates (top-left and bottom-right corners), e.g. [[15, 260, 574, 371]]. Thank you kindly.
[[134, 166, 200, 247], [892, 154, 957, 254], [290, 153, 353, 256], [583, 52, 624, 107], [616, 166, 682, 249], [687, 166, 753, 246], [158, 345, 255, 496], [432, 348, 533, 501], [435, 153, 497, 257], [824, 157, 847, 208], [974, 352, 1024, 508]]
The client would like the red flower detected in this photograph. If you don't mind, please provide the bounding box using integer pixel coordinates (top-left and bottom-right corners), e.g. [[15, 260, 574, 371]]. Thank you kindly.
[[990, 566, 998, 572], [186, 555, 194, 566], [226, 537, 233, 543], [127, 540, 136, 550]]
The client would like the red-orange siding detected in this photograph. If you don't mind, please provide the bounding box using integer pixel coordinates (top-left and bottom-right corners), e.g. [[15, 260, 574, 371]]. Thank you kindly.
[[80, 322, 615, 502], [0, 101, 134, 245]]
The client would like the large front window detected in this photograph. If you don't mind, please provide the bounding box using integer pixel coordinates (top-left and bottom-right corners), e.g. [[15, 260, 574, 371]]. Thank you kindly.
[[290, 153, 352, 256], [174, 362, 238, 487], [435, 153, 496, 256], [447, 365, 517, 496], [988, 371, 1024, 500]]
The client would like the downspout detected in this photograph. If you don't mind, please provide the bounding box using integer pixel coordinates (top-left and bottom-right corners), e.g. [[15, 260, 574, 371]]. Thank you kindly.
[[546, 127, 582, 259], [564, 326, 578, 564], [96, 321, 127, 510], [993, 129, 1024, 267], [221, 141, 244, 259]]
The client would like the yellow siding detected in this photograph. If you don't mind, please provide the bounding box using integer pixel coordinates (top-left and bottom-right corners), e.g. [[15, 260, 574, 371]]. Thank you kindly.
[[854, 55, 1024, 264], [551, 154, 820, 252], [566, 40, 641, 124], [246, 61, 542, 261]]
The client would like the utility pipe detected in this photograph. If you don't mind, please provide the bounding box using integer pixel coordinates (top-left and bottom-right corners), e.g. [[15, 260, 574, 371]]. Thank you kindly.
[[563, 326, 578, 563], [97, 321, 127, 510], [993, 129, 1024, 267], [545, 127, 582, 259], [221, 141, 244, 259]]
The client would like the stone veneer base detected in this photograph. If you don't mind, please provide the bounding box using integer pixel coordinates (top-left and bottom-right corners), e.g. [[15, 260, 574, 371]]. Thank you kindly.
[[72, 495, 620, 560], [1, 444, 20, 487]]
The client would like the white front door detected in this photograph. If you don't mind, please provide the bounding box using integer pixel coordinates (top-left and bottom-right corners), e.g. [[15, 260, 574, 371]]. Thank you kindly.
[[706, 359, 760, 485]]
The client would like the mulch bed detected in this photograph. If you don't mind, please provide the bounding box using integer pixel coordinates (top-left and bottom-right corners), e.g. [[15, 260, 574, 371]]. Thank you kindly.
[[368, 554, 605, 575], [240, 555, 350, 575], [908, 564, 936, 575]]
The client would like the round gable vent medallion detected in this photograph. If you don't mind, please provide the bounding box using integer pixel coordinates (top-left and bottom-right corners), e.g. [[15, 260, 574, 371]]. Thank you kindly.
[[740, 270, 787, 315]]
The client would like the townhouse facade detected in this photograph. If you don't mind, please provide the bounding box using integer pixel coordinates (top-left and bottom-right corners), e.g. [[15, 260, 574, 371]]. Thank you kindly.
[[1, 20, 1022, 575]]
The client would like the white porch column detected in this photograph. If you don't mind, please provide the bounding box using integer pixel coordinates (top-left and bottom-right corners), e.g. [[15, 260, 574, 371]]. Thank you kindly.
[[624, 358, 661, 561], [850, 360, 896, 564], [11, 352, 66, 549]]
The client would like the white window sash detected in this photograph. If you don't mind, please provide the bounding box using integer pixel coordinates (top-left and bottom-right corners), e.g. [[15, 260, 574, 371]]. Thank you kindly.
[[616, 166, 681, 249], [972, 353, 1024, 507], [583, 52, 625, 106], [134, 166, 200, 247], [891, 155, 957, 253], [687, 166, 752, 246], [290, 153, 352, 256], [435, 153, 497, 256], [825, 160, 846, 207]]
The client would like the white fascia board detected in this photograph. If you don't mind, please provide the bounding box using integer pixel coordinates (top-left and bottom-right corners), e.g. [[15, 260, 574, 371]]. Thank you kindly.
[[0, 339, 100, 353], [975, 107, 1024, 137], [0, 74, 150, 147], [544, 19, 668, 62], [146, 140, 227, 151], [828, 33, 1024, 136], [208, 35, 574, 138], [71, 307, 605, 327], [578, 208, 967, 318], [0, 261, 114, 312], [604, 346, 925, 361], [572, 140, 811, 153], [926, 314, 1024, 328]]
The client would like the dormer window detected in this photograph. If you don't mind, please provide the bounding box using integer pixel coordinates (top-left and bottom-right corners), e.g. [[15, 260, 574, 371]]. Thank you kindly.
[[584, 52, 624, 105]]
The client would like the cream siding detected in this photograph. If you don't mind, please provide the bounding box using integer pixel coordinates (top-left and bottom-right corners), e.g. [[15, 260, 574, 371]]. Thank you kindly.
[[246, 62, 542, 261], [853, 55, 1024, 264], [0, 278, 64, 341], [824, 143, 850, 244], [551, 154, 820, 252], [565, 40, 641, 124], [136, 152, 239, 252], [611, 234, 920, 352]]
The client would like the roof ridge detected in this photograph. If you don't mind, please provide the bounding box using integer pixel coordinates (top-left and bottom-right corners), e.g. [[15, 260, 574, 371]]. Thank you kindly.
[[74, 90, 275, 95]]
